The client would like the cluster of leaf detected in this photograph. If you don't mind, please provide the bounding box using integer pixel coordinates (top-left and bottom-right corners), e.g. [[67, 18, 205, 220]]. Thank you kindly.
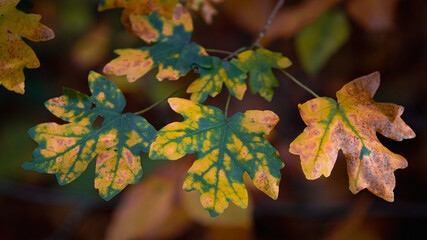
[[102, 3, 292, 103], [21, 0, 416, 218]]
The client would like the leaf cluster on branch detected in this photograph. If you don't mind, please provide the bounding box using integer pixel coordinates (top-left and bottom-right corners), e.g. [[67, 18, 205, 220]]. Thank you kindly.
[[0, 0, 414, 217]]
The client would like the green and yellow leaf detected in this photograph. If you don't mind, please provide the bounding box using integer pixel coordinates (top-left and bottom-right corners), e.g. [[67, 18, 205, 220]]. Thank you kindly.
[[23, 71, 157, 200], [187, 56, 247, 103], [98, 0, 222, 33], [150, 98, 283, 217], [231, 48, 292, 101], [103, 4, 211, 82], [289, 72, 415, 201], [0, 0, 54, 94], [98, 0, 179, 41]]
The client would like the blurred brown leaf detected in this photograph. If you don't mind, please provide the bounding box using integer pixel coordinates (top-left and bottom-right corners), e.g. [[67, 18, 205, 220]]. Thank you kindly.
[[186, 0, 224, 24], [105, 160, 191, 240], [106, 157, 254, 240], [71, 23, 111, 68], [326, 194, 378, 240], [346, 0, 400, 32], [224, 0, 343, 45]]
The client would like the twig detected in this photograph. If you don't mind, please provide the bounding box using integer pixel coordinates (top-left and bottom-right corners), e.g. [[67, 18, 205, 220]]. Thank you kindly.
[[134, 80, 194, 115], [280, 69, 320, 98], [251, 0, 285, 49], [223, 46, 248, 61], [206, 48, 234, 55], [224, 93, 232, 118]]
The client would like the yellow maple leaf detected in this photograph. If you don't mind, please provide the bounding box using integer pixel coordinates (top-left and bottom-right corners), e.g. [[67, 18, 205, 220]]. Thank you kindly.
[[150, 98, 283, 217], [290, 72, 415, 201], [0, 0, 54, 94]]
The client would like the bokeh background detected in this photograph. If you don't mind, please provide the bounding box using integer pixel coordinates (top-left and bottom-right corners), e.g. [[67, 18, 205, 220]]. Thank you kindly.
[[0, 0, 426, 239]]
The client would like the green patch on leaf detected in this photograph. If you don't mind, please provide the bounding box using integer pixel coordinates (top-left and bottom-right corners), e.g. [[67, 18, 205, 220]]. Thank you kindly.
[[23, 72, 157, 200], [103, 4, 211, 82], [231, 48, 291, 101], [187, 56, 247, 103], [295, 9, 350, 75], [149, 98, 283, 217]]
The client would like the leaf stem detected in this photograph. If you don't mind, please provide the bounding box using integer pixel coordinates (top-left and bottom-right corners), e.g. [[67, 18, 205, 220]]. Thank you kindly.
[[223, 46, 248, 61], [280, 69, 320, 98], [134, 80, 193, 115], [205, 48, 234, 55], [224, 93, 231, 118], [250, 0, 285, 49]]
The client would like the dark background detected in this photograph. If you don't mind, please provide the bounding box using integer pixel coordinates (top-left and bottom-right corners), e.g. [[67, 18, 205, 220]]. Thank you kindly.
[[0, 0, 426, 239]]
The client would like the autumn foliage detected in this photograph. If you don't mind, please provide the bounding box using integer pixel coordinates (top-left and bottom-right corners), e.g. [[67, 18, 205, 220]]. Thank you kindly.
[[0, 0, 420, 236]]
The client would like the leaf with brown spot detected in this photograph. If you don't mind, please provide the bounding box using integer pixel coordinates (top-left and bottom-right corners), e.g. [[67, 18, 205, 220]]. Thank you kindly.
[[98, 0, 222, 38], [103, 4, 211, 82], [98, 0, 179, 41], [0, 0, 54, 94], [289, 72, 415, 201], [23, 71, 157, 200]]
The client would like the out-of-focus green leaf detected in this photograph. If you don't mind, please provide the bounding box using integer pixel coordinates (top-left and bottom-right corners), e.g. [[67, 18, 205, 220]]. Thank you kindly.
[[0, 122, 33, 179], [58, 0, 92, 36], [295, 9, 350, 75], [23, 72, 157, 200]]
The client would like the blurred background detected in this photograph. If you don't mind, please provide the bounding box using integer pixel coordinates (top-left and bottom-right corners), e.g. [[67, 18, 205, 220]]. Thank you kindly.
[[0, 0, 426, 239]]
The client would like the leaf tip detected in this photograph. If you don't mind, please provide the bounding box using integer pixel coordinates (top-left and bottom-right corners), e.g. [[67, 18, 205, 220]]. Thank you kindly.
[[21, 161, 33, 171]]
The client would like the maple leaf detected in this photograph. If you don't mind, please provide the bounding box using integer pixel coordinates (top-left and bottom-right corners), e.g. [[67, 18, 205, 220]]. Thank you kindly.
[[23, 72, 157, 200], [289, 72, 415, 201], [0, 0, 54, 94], [103, 4, 211, 82], [231, 48, 292, 101], [98, 0, 222, 35], [149, 98, 283, 217], [98, 0, 179, 42], [187, 56, 247, 103]]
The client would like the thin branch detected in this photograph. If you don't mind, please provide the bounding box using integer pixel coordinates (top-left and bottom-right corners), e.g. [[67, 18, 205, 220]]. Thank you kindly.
[[223, 46, 248, 61], [224, 93, 232, 118], [134, 80, 193, 115], [251, 0, 285, 49], [280, 69, 320, 98], [206, 48, 234, 55]]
